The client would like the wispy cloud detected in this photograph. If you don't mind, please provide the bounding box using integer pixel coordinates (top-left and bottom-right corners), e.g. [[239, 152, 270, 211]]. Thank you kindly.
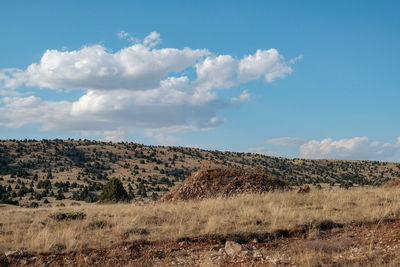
[[117, 30, 138, 43], [265, 137, 306, 147]]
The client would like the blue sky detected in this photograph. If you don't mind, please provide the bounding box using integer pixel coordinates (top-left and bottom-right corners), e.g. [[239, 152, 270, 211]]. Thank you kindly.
[[1, 1, 399, 161]]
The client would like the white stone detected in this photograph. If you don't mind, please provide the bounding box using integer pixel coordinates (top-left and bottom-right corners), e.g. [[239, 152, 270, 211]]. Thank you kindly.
[[5, 250, 20, 257], [225, 241, 242, 257]]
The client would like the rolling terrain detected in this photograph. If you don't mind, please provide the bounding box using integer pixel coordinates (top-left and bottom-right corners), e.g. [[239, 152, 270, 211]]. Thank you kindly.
[[0, 139, 399, 207]]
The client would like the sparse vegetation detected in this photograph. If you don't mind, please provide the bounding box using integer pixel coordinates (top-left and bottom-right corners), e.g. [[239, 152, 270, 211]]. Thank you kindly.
[[0, 139, 399, 208], [87, 220, 111, 230], [48, 211, 86, 221]]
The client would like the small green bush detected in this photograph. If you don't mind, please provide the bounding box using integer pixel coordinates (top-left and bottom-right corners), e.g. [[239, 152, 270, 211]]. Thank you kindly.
[[98, 178, 129, 203], [123, 227, 149, 237], [49, 211, 86, 221]]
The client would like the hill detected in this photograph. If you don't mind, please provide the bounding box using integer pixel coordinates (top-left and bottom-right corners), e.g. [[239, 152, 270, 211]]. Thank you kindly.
[[0, 139, 399, 207]]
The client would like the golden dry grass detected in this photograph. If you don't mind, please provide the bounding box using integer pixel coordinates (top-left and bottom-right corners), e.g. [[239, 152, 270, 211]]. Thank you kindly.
[[1, 186, 400, 253]]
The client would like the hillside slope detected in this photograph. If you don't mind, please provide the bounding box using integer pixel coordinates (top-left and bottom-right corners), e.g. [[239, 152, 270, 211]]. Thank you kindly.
[[0, 139, 399, 207]]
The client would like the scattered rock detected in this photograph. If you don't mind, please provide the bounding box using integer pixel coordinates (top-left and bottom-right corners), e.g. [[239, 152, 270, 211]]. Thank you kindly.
[[240, 250, 251, 258], [252, 249, 263, 259], [5, 250, 20, 258], [208, 250, 223, 264], [178, 241, 188, 248], [225, 241, 242, 257]]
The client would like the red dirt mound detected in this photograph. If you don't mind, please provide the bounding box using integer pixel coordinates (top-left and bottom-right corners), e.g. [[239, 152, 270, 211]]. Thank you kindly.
[[162, 167, 288, 201]]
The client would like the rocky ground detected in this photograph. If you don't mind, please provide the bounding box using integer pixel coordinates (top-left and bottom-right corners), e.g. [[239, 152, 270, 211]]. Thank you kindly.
[[3, 217, 400, 266]]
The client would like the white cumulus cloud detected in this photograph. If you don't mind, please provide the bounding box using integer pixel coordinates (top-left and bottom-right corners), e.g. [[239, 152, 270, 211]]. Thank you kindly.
[[194, 49, 294, 91], [300, 137, 399, 160], [238, 49, 293, 83], [0, 32, 298, 141], [25, 44, 208, 91]]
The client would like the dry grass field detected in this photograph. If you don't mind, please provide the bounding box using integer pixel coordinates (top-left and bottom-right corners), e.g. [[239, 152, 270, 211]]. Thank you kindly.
[[2, 186, 400, 266]]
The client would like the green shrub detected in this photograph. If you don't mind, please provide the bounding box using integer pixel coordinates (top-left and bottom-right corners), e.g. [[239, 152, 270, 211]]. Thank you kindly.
[[29, 201, 39, 208], [123, 227, 149, 237], [98, 178, 129, 203], [151, 192, 159, 201], [49, 211, 86, 221]]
